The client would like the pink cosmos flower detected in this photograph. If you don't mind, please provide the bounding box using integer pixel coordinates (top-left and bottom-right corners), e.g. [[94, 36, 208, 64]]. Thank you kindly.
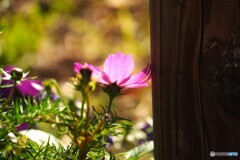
[[96, 52, 151, 94], [74, 52, 151, 95], [74, 62, 102, 79], [75, 52, 151, 95]]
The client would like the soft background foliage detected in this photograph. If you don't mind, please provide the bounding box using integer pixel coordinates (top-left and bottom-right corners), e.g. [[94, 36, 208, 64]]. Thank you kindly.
[[0, 1, 151, 158]]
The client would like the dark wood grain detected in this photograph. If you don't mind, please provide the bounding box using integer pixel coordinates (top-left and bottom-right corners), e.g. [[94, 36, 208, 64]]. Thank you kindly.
[[150, 0, 240, 159], [201, 0, 240, 159]]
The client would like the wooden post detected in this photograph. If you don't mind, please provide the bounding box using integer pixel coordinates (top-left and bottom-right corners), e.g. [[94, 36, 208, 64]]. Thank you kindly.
[[150, 0, 240, 159]]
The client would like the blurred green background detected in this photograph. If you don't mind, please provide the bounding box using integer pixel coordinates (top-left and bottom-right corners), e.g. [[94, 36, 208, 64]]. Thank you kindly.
[[0, 0, 151, 124]]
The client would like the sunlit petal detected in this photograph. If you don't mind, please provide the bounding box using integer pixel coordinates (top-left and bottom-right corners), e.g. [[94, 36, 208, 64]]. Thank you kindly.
[[17, 80, 43, 97], [104, 52, 134, 84], [121, 63, 151, 86]]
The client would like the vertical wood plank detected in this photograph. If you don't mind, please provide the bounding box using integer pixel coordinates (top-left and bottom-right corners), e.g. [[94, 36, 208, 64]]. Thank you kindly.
[[150, 0, 205, 159], [150, 0, 181, 159], [176, 0, 205, 159], [149, 0, 162, 159]]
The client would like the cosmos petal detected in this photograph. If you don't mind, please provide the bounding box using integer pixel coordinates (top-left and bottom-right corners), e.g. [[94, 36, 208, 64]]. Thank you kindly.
[[17, 80, 43, 97], [3, 66, 16, 73], [124, 83, 148, 89], [121, 63, 151, 86], [104, 52, 134, 84], [74, 63, 84, 73]]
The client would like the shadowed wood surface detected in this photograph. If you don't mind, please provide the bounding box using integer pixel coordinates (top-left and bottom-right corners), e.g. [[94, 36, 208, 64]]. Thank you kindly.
[[150, 0, 240, 159]]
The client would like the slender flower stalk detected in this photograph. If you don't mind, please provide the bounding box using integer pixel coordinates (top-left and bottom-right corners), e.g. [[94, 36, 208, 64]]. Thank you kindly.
[[108, 95, 114, 114], [72, 63, 97, 160], [43, 79, 64, 103], [88, 113, 109, 144], [80, 96, 86, 119], [2, 82, 16, 110], [77, 86, 92, 160]]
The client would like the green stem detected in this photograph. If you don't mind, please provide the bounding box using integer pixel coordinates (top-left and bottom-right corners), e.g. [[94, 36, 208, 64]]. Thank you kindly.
[[107, 95, 114, 114], [80, 97, 85, 119], [85, 92, 90, 123], [2, 83, 16, 110], [52, 79, 65, 104], [88, 113, 109, 144], [80, 89, 90, 122], [77, 88, 91, 160], [78, 143, 88, 160]]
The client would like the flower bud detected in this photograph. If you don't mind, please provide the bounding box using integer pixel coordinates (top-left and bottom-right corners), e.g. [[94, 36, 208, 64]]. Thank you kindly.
[[10, 68, 23, 82], [80, 68, 92, 85]]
